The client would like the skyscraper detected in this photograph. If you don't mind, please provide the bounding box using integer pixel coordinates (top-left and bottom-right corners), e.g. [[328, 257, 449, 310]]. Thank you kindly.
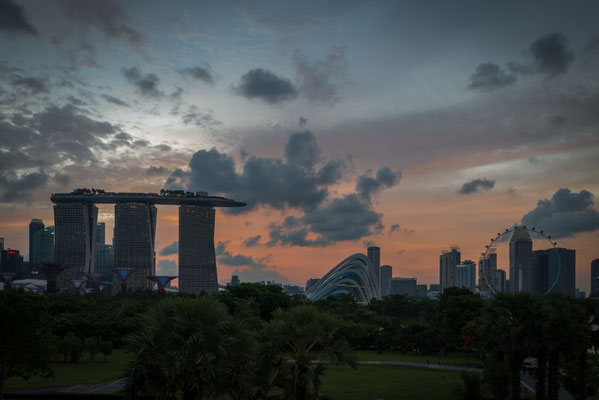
[[380, 264, 392, 297], [54, 203, 98, 290], [32, 226, 54, 266], [367, 246, 380, 289], [113, 203, 157, 293], [509, 227, 533, 292], [494, 269, 507, 292], [96, 222, 106, 246], [440, 247, 461, 291], [29, 219, 44, 270], [178, 205, 217, 294], [533, 248, 576, 296], [455, 260, 477, 292], [591, 259, 599, 298], [479, 253, 497, 294], [391, 277, 416, 296]]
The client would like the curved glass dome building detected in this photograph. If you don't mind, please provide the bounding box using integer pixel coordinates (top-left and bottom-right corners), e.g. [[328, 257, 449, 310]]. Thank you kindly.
[[305, 253, 381, 303]]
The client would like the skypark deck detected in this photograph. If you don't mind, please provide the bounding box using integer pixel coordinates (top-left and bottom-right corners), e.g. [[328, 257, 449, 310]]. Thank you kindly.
[[50, 189, 246, 207]]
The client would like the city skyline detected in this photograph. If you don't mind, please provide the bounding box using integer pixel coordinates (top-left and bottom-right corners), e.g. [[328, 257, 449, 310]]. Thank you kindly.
[[1, 1, 598, 292]]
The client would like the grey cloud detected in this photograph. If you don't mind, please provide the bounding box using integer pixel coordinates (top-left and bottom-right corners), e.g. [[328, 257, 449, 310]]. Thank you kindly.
[[67, 95, 86, 106], [132, 139, 149, 148], [356, 167, 401, 200], [101, 94, 129, 107], [216, 241, 290, 283], [11, 76, 49, 94], [146, 166, 170, 175], [122, 67, 163, 98], [521, 188, 599, 238], [390, 224, 400, 233], [0, 0, 38, 36], [181, 106, 221, 128], [243, 235, 262, 247], [175, 131, 344, 212], [156, 259, 177, 276], [550, 115, 567, 126], [170, 87, 183, 100], [181, 66, 214, 84], [468, 62, 516, 91], [155, 144, 172, 152], [458, 178, 495, 195], [293, 47, 348, 105], [159, 241, 178, 256], [234, 68, 297, 104], [0, 170, 49, 202], [59, 0, 146, 46], [529, 33, 574, 77], [299, 116, 307, 126]]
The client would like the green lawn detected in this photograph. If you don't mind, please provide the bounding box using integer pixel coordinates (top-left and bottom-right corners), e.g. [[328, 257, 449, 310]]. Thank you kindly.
[[320, 365, 463, 400], [353, 350, 483, 368], [5, 348, 131, 389]]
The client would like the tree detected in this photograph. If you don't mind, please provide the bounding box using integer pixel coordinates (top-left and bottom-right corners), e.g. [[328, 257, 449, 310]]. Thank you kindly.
[[84, 337, 100, 361], [0, 290, 54, 399], [124, 297, 256, 400], [98, 340, 113, 361], [267, 305, 355, 400], [438, 287, 483, 352], [61, 332, 83, 363]]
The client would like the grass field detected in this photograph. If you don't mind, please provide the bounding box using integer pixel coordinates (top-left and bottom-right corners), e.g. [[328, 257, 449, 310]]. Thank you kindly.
[[320, 365, 463, 400], [353, 350, 483, 368], [4, 348, 131, 389]]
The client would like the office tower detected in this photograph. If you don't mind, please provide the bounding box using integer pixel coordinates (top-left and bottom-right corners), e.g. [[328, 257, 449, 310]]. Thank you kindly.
[[494, 269, 507, 292], [95, 244, 114, 275], [440, 247, 461, 291], [305, 277, 320, 291], [178, 205, 217, 294], [96, 222, 106, 246], [533, 250, 550, 294], [479, 253, 497, 293], [391, 277, 417, 296], [1, 248, 25, 277], [380, 265, 392, 297], [29, 219, 44, 270], [0, 237, 4, 250], [113, 203, 157, 293], [533, 248, 576, 296], [54, 203, 98, 290], [591, 259, 599, 298], [509, 227, 534, 292], [367, 246, 381, 289], [416, 284, 427, 298], [455, 260, 477, 292], [32, 226, 55, 266], [230, 275, 240, 286]]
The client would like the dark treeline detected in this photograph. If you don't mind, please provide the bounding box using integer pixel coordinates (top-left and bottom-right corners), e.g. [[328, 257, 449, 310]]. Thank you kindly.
[[1, 285, 598, 399]]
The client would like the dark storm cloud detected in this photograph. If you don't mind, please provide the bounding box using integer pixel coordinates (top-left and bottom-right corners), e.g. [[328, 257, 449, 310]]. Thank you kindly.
[[356, 167, 401, 200], [101, 94, 129, 107], [180, 66, 214, 84], [468, 63, 516, 91], [215, 242, 289, 284], [293, 47, 348, 105], [172, 131, 345, 212], [122, 67, 163, 98], [0, 0, 38, 36], [550, 115, 567, 126], [11, 76, 49, 94], [243, 235, 262, 247], [146, 166, 170, 175], [59, 0, 146, 46], [159, 241, 178, 256], [458, 178, 495, 195], [529, 33, 574, 77], [233, 68, 298, 104], [0, 170, 49, 202], [521, 188, 599, 238]]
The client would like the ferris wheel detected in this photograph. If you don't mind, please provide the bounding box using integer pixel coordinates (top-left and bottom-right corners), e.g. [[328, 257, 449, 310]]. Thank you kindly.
[[481, 226, 561, 295]]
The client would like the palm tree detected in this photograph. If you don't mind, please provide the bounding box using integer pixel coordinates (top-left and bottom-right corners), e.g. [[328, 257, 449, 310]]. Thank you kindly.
[[124, 296, 256, 400], [267, 305, 355, 400], [478, 292, 537, 400]]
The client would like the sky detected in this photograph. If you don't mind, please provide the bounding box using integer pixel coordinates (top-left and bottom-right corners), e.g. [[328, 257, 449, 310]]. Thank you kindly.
[[1, 0, 598, 292]]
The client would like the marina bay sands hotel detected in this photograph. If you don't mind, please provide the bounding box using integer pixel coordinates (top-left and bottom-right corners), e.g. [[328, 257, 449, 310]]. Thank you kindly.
[[51, 189, 246, 294]]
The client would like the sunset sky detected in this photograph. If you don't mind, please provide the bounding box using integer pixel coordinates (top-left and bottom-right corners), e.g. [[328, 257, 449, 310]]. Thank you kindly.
[[1, 0, 598, 292]]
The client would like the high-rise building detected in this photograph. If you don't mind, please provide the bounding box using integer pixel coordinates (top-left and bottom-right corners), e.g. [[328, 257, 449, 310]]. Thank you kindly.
[[533, 248, 576, 296], [96, 222, 106, 246], [380, 265, 392, 297], [29, 219, 44, 271], [591, 259, 599, 298], [367, 246, 381, 289], [494, 269, 507, 292], [479, 253, 497, 294], [32, 226, 54, 266], [455, 260, 477, 292], [95, 244, 114, 275], [391, 277, 416, 296], [178, 205, 217, 294], [54, 203, 98, 290], [0, 237, 4, 250], [113, 203, 157, 293], [305, 277, 320, 291], [509, 227, 534, 292], [440, 247, 461, 291], [230, 275, 240, 286], [1, 248, 25, 277], [415, 284, 427, 298]]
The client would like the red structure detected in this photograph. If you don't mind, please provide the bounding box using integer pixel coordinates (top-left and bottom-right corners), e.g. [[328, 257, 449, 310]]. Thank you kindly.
[[148, 276, 177, 295]]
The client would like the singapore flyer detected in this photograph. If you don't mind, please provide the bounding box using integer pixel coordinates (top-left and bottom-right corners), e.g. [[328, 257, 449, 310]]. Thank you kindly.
[[480, 226, 561, 295]]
